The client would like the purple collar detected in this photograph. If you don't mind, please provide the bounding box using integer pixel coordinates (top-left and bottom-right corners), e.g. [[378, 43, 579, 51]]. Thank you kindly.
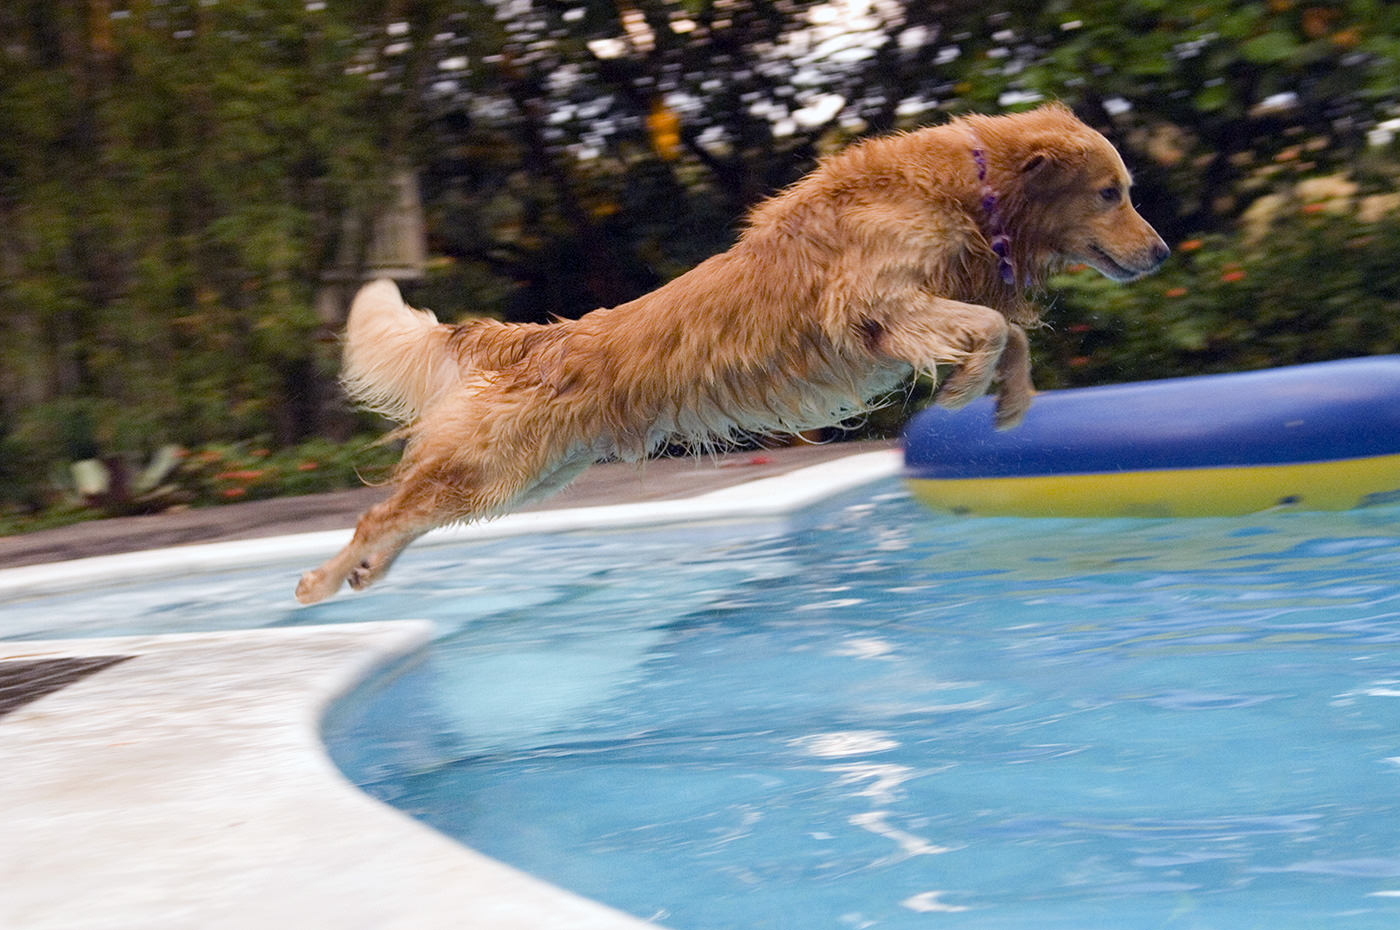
[[970, 146, 1017, 286]]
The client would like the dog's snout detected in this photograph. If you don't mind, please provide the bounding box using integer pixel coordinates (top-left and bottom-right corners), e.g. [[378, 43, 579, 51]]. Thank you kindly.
[[1150, 239, 1170, 266]]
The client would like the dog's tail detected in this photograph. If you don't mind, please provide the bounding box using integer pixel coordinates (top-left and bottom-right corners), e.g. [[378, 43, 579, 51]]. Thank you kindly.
[[342, 278, 571, 423], [340, 278, 461, 424]]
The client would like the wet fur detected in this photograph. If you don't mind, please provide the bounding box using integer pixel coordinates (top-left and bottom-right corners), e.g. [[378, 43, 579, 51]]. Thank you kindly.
[[297, 103, 1167, 603]]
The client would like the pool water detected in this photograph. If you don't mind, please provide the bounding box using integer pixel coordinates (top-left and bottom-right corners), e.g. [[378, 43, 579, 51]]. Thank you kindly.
[[316, 485, 1400, 930]]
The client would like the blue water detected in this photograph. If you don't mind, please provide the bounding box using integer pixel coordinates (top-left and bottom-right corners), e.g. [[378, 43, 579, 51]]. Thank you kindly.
[[320, 486, 1400, 930], [10, 482, 1400, 928]]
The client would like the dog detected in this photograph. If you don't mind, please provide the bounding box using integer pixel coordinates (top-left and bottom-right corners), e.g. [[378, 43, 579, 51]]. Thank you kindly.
[[295, 102, 1168, 603]]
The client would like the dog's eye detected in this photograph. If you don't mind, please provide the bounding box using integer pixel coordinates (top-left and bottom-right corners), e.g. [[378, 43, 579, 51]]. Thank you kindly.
[[1099, 186, 1123, 204]]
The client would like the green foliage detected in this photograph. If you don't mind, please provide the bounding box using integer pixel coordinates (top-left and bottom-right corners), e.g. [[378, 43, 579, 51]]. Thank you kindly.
[[1034, 211, 1400, 388], [0, 434, 401, 535], [68, 444, 185, 516], [402, 0, 1400, 327], [173, 437, 400, 505], [0, 0, 390, 456]]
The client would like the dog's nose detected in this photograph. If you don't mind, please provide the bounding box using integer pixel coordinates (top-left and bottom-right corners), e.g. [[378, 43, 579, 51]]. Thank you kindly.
[[1150, 240, 1171, 266]]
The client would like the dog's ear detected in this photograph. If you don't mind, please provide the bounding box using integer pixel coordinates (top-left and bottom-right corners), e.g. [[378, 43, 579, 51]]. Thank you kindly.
[[1017, 147, 1078, 193], [1021, 152, 1049, 175]]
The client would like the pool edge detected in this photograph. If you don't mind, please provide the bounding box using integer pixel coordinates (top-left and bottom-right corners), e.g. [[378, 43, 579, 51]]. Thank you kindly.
[[0, 448, 904, 600], [0, 620, 660, 930]]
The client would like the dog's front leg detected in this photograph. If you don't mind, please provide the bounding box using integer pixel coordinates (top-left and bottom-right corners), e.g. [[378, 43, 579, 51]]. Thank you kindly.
[[872, 295, 1032, 425], [991, 322, 1035, 429]]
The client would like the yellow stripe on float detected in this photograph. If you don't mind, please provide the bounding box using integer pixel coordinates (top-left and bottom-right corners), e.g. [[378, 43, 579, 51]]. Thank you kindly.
[[905, 454, 1400, 518]]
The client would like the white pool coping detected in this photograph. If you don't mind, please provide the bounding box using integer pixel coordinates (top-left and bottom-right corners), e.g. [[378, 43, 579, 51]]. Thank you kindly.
[[0, 448, 904, 930], [0, 449, 903, 600]]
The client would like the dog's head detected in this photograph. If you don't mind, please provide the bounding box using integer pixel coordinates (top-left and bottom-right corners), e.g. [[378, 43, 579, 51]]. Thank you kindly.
[[971, 105, 1171, 283]]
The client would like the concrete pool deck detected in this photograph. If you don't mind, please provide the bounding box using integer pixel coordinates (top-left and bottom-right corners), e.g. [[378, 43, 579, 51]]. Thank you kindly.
[[1, 441, 902, 929], [0, 440, 895, 568]]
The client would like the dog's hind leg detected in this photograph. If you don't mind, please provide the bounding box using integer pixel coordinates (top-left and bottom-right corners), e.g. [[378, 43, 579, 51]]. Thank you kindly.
[[340, 451, 594, 595], [294, 455, 471, 604], [295, 390, 588, 605]]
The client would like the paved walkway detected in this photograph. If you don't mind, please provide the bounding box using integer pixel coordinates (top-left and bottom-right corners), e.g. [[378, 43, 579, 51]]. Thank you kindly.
[[3, 440, 895, 568]]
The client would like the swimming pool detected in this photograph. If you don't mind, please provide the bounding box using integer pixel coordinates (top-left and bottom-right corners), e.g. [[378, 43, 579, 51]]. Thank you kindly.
[[317, 485, 1400, 930], [8, 473, 1400, 929]]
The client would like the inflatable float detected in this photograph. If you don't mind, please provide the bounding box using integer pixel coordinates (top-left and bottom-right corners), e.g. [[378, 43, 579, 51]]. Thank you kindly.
[[903, 356, 1400, 518]]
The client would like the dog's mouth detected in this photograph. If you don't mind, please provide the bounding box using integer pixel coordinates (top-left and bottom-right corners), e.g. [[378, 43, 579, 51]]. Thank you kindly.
[[1082, 243, 1164, 282]]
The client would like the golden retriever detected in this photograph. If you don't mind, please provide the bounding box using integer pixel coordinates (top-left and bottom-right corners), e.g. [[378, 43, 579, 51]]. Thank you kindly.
[[295, 103, 1167, 603]]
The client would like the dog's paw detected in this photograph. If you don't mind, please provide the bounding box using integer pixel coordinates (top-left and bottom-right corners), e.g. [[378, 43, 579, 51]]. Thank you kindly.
[[295, 569, 335, 605], [993, 387, 1035, 431], [347, 559, 375, 591]]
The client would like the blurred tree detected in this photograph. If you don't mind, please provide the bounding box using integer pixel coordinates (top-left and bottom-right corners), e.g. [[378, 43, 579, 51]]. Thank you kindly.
[[406, 0, 1400, 323], [409, 0, 847, 322], [0, 0, 414, 469], [408, 0, 994, 322]]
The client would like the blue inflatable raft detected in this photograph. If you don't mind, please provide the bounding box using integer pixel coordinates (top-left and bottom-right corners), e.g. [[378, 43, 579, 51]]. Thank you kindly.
[[903, 356, 1400, 517]]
